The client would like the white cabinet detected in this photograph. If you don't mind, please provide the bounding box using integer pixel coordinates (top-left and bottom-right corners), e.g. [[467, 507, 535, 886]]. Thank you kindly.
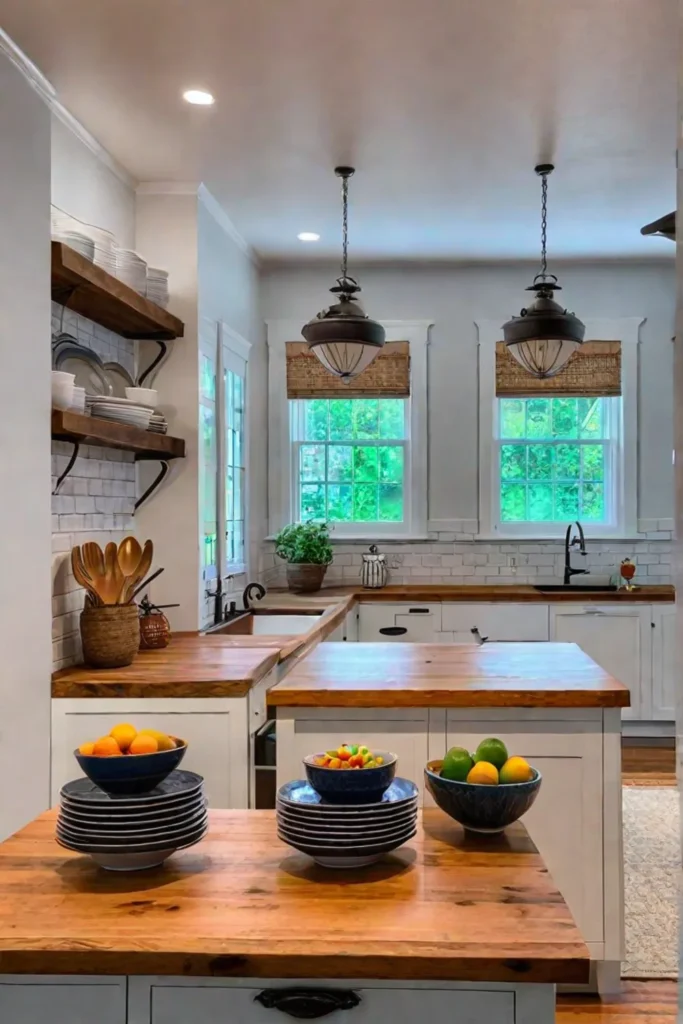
[[441, 604, 549, 642], [276, 707, 430, 792], [549, 604, 651, 720], [359, 604, 441, 642], [444, 713, 605, 949], [651, 604, 676, 720], [0, 978, 126, 1023], [51, 698, 250, 808]]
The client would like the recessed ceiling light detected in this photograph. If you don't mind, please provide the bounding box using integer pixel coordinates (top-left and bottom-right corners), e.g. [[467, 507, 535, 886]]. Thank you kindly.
[[183, 89, 215, 106], [297, 232, 320, 242]]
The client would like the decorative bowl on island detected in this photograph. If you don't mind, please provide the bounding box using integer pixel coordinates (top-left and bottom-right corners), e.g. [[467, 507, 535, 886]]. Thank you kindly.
[[303, 751, 397, 804], [75, 739, 187, 795], [424, 759, 542, 833]]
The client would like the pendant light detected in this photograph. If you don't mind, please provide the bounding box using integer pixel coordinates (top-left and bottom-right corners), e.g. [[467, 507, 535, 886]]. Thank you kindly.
[[503, 164, 585, 378], [302, 167, 385, 381]]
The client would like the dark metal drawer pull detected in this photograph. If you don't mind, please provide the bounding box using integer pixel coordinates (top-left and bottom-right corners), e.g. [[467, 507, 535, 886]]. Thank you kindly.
[[379, 626, 408, 636], [255, 988, 361, 1019], [408, 607, 429, 613]]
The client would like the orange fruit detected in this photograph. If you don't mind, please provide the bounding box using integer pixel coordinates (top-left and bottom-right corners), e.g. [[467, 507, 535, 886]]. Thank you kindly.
[[128, 734, 158, 755], [138, 729, 175, 752], [499, 756, 533, 784], [109, 723, 137, 752], [78, 741, 95, 756], [466, 761, 499, 785], [92, 736, 122, 758]]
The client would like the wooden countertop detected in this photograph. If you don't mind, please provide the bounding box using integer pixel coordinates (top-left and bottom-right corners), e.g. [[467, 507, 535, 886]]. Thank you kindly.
[[269, 641, 631, 708], [51, 637, 281, 698], [274, 583, 674, 603], [0, 808, 589, 983]]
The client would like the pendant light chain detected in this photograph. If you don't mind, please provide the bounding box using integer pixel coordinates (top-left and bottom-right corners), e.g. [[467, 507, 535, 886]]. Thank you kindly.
[[539, 171, 548, 280], [340, 172, 349, 283]]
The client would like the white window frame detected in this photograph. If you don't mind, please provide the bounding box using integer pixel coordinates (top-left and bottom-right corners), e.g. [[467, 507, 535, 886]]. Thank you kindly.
[[266, 319, 432, 539], [199, 320, 251, 583], [475, 317, 643, 539]]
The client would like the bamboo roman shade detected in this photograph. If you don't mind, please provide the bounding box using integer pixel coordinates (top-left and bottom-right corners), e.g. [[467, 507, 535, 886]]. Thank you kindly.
[[286, 341, 410, 399], [495, 341, 622, 397]]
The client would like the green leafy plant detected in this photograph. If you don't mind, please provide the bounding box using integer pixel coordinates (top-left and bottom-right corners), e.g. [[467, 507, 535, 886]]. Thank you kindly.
[[274, 522, 333, 565]]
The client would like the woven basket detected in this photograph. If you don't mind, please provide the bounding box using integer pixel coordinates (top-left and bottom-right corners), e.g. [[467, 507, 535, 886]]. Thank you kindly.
[[285, 563, 328, 594], [80, 603, 140, 668]]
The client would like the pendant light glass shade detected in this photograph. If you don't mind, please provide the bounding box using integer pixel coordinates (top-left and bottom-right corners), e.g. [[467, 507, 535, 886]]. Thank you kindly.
[[302, 167, 385, 382], [503, 165, 584, 378]]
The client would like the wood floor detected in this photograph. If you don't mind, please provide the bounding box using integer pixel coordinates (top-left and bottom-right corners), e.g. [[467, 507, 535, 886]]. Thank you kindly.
[[556, 743, 678, 1021]]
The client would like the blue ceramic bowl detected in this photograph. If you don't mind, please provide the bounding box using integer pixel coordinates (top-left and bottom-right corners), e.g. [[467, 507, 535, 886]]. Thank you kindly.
[[304, 752, 397, 804], [74, 739, 187, 795], [424, 759, 542, 833]]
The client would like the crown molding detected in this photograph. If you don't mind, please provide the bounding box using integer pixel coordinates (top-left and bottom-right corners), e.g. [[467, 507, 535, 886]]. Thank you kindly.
[[197, 184, 259, 266], [0, 28, 136, 190], [136, 181, 199, 196]]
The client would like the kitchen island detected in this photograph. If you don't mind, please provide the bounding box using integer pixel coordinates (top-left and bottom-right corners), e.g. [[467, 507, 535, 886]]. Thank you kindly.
[[270, 641, 629, 995], [0, 808, 587, 1023]]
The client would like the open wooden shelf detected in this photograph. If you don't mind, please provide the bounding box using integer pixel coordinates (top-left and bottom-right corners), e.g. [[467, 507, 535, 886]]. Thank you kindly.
[[51, 409, 186, 461], [51, 242, 184, 341]]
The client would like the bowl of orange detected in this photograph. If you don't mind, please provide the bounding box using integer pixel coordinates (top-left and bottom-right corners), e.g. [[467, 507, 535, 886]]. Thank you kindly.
[[74, 724, 187, 795]]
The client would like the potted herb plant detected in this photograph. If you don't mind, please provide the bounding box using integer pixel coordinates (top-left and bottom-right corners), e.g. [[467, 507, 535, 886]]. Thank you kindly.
[[274, 522, 333, 593]]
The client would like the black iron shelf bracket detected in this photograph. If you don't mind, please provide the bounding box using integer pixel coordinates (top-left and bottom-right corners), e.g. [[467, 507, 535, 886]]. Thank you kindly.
[[52, 441, 80, 496], [137, 339, 169, 386], [134, 459, 170, 511]]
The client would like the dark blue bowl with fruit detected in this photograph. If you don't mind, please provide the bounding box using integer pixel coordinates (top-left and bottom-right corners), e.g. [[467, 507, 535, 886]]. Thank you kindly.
[[304, 750, 397, 804], [425, 759, 542, 833], [75, 740, 187, 795]]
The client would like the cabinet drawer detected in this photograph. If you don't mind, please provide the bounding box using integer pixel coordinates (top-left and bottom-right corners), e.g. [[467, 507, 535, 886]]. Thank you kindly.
[[0, 978, 126, 1024], [149, 983, 514, 1024], [359, 604, 441, 642], [441, 604, 549, 641]]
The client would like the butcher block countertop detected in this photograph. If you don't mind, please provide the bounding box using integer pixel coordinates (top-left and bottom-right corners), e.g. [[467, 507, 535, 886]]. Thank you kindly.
[[0, 808, 589, 983], [51, 637, 281, 699], [269, 641, 631, 708], [268, 583, 675, 603]]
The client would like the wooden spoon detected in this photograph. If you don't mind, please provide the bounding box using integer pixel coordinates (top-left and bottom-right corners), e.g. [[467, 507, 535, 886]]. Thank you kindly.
[[82, 541, 105, 584], [101, 541, 124, 604], [122, 539, 153, 603], [117, 537, 143, 602], [71, 547, 104, 606]]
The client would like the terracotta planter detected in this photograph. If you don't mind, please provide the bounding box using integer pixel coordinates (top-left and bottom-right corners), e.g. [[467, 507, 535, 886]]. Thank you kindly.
[[285, 563, 328, 594], [80, 603, 140, 668]]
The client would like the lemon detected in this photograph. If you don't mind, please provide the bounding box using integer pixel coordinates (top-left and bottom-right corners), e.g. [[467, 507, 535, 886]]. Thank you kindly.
[[440, 746, 474, 782], [499, 756, 533, 784], [473, 737, 508, 770], [467, 761, 499, 785], [138, 728, 176, 752]]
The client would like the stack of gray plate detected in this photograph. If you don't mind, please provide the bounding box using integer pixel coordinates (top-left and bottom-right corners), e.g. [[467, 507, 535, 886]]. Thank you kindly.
[[57, 770, 207, 871], [276, 778, 418, 869]]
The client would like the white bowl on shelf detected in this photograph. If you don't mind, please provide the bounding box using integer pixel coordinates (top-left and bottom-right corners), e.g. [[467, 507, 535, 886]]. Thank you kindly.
[[51, 371, 75, 410], [125, 387, 158, 408], [52, 370, 75, 385], [69, 386, 87, 413]]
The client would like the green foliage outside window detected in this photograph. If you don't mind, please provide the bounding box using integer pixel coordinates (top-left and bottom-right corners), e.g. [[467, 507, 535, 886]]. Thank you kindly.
[[499, 397, 610, 523], [297, 399, 406, 523]]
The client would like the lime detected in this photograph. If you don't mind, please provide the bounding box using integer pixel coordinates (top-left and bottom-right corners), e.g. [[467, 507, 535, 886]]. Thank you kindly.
[[473, 737, 508, 770], [441, 746, 474, 782]]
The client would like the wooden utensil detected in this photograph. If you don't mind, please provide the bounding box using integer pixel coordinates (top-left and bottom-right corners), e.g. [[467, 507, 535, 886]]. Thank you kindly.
[[127, 566, 164, 604], [82, 542, 105, 584], [122, 539, 153, 603], [98, 541, 124, 605], [71, 547, 104, 606], [117, 537, 143, 602]]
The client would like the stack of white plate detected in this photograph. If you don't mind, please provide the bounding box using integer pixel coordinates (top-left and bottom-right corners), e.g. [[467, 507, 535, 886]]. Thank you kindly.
[[276, 778, 418, 869], [148, 413, 168, 434], [57, 771, 208, 871], [53, 230, 95, 262], [90, 396, 153, 428], [114, 248, 148, 295], [146, 267, 170, 308]]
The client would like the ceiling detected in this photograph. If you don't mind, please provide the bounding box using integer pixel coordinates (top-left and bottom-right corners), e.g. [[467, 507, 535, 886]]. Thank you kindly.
[[0, 0, 678, 260]]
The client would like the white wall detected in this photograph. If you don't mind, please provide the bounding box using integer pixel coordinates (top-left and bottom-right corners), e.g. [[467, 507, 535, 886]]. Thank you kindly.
[[0, 52, 52, 836], [50, 115, 136, 247], [135, 193, 200, 630], [197, 193, 266, 593], [261, 260, 676, 525]]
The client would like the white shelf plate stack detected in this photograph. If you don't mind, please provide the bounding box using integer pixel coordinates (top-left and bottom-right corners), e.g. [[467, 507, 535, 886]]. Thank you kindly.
[[89, 396, 153, 429], [146, 267, 170, 308], [51, 207, 116, 274], [114, 248, 148, 296]]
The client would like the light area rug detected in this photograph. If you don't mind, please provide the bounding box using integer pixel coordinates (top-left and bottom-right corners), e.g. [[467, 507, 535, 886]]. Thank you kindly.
[[622, 786, 679, 979]]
